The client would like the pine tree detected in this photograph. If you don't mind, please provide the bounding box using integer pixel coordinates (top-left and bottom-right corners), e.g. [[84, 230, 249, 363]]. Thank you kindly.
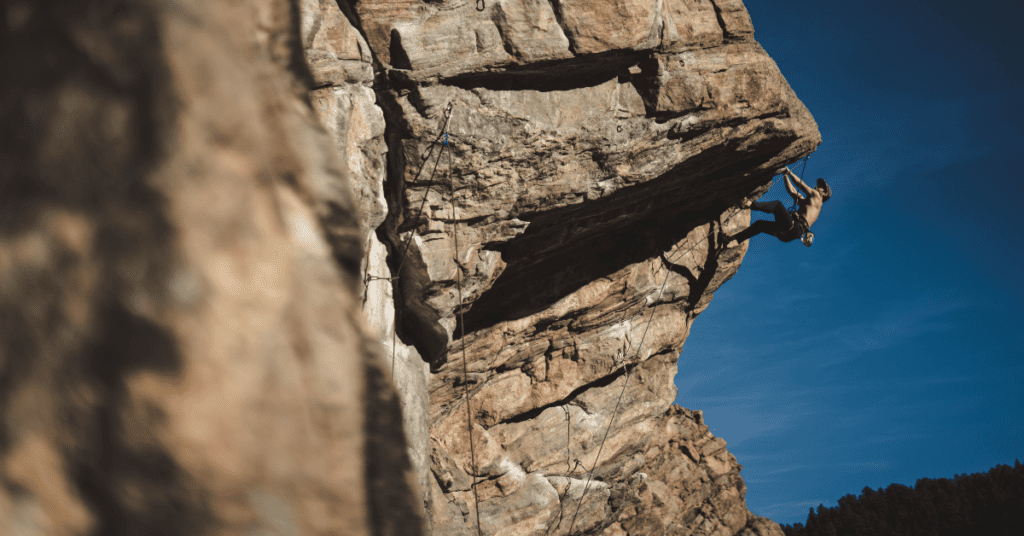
[[805, 506, 820, 534], [780, 460, 1024, 535]]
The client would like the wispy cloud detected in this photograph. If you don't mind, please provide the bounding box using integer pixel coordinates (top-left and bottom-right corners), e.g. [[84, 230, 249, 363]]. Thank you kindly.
[[796, 294, 969, 367], [758, 463, 820, 476], [841, 460, 892, 472], [816, 95, 996, 195], [868, 432, 933, 444]]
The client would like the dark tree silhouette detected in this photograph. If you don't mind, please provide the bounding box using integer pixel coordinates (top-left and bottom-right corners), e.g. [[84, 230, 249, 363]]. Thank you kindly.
[[780, 461, 1024, 536]]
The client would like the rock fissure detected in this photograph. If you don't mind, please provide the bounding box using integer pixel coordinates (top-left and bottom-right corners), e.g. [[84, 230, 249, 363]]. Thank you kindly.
[[710, 1, 731, 41], [1, 0, 816, 533], [338, 0, 819, 534], [497, 363, 637, 426], [439, 53, 642, 93], [545, 0, 578, 55]]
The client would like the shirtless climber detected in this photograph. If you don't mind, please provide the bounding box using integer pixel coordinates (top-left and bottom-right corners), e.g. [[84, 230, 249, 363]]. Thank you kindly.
[[727, 167, 831, 247]]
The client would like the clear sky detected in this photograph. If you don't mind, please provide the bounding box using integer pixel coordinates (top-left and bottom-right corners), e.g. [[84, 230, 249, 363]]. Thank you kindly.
[[673, 0, 1024, 526]]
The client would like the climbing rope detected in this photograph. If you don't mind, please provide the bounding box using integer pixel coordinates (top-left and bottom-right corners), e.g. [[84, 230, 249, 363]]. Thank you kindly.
[[377, 103, 481, 534], [783, 154, 815, 245], [547, 407, 585, 535], [441, 116, 484, 536], [378, 103, 456, 375], [798, 153, 810, 178], [563, 206, 744, 535], [377, 101, 811, 534], [563, 156, 816, 529], [786, 154, 811, 212], [376, 101, 481, 534]]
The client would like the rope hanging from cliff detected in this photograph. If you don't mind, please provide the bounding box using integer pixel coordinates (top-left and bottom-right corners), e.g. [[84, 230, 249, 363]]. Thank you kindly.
[[382, 103, 456, 375], [563, 206, 745, 535], [442, 108, 484, 536], [366, 99, 480, 534], [787, 155, 811, 212]]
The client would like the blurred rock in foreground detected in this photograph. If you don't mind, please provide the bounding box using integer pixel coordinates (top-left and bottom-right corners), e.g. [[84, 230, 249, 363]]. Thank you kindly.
[[0, 0, 422, 534]]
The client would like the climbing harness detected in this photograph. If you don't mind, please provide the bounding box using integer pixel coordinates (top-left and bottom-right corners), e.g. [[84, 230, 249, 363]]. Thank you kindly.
[[793, 155, 815, 246], [563, 207, 745, 535]]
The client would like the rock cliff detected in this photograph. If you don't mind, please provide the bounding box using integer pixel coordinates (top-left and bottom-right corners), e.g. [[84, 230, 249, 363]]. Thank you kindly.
[[308, 1, 819, 535], [1, 1, 420, 534], [0, 0, 818, 535]]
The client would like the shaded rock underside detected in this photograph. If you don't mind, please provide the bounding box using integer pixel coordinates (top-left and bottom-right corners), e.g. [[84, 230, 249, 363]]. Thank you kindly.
[[310, 0, 821, 535]]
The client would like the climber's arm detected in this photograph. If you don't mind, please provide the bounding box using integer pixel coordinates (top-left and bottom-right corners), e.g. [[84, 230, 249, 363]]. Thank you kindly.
[[784, 167, 814, 196], [782, 168, 805, 201]]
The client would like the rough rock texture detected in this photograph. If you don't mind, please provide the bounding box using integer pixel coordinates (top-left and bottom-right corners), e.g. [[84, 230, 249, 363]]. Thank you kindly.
[[608, 407, 785, 536], [302, 0, 435, 527], [341, 0, 820, 535], [1, 0, 819, 534], [0, 0, 422, 535]]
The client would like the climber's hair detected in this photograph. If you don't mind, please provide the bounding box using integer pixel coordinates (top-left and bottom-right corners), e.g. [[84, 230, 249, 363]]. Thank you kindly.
[[817, 178, 832, 201]]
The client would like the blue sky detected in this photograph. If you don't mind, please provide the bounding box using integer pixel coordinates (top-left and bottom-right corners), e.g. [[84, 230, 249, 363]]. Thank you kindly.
[[674, 0, 1024, 525]]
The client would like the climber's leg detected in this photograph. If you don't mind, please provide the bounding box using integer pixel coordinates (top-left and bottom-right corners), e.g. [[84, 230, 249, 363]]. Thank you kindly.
[[750, 200, 785, 214], [730, 219, 779, 243], [751, 200, 795, 229], [752, 200, 792, 222]]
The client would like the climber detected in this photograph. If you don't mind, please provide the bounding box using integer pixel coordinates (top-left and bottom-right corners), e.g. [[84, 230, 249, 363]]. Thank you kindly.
[[726, 167, 831, 247]]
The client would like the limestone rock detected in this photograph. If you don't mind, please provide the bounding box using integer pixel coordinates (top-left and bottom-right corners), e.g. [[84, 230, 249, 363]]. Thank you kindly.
[[353, 0, 819, 535], [0, 0, 422, 535], [300, 0, 374, 86], [0, 0, 819, 532], [390, 8, 514, 76], [738, 513, 788, 536], [2, 0, 822, 534], [613, 406, 757, 536], [636, 43, 797, 118], [304, 1, 438, 527], [311, 84, 388, 250], [661, 0, 724, 52], [493, 0, 574, 63], [712, 0, 756, 40], [551, 0, 664, 54], [352, 0, 759, 84]]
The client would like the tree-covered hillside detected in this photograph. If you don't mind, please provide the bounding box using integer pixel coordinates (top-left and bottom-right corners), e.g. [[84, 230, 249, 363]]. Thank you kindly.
[[781, 460, 1024, 536]]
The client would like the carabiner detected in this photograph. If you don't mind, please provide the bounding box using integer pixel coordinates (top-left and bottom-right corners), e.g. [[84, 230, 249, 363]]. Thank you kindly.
[[476, 0, 485, 12]]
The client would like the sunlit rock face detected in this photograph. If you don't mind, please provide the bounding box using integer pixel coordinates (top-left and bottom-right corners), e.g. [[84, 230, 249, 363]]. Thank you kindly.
[[334, 0, 818, 535], [0, 0, 817, 534]]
